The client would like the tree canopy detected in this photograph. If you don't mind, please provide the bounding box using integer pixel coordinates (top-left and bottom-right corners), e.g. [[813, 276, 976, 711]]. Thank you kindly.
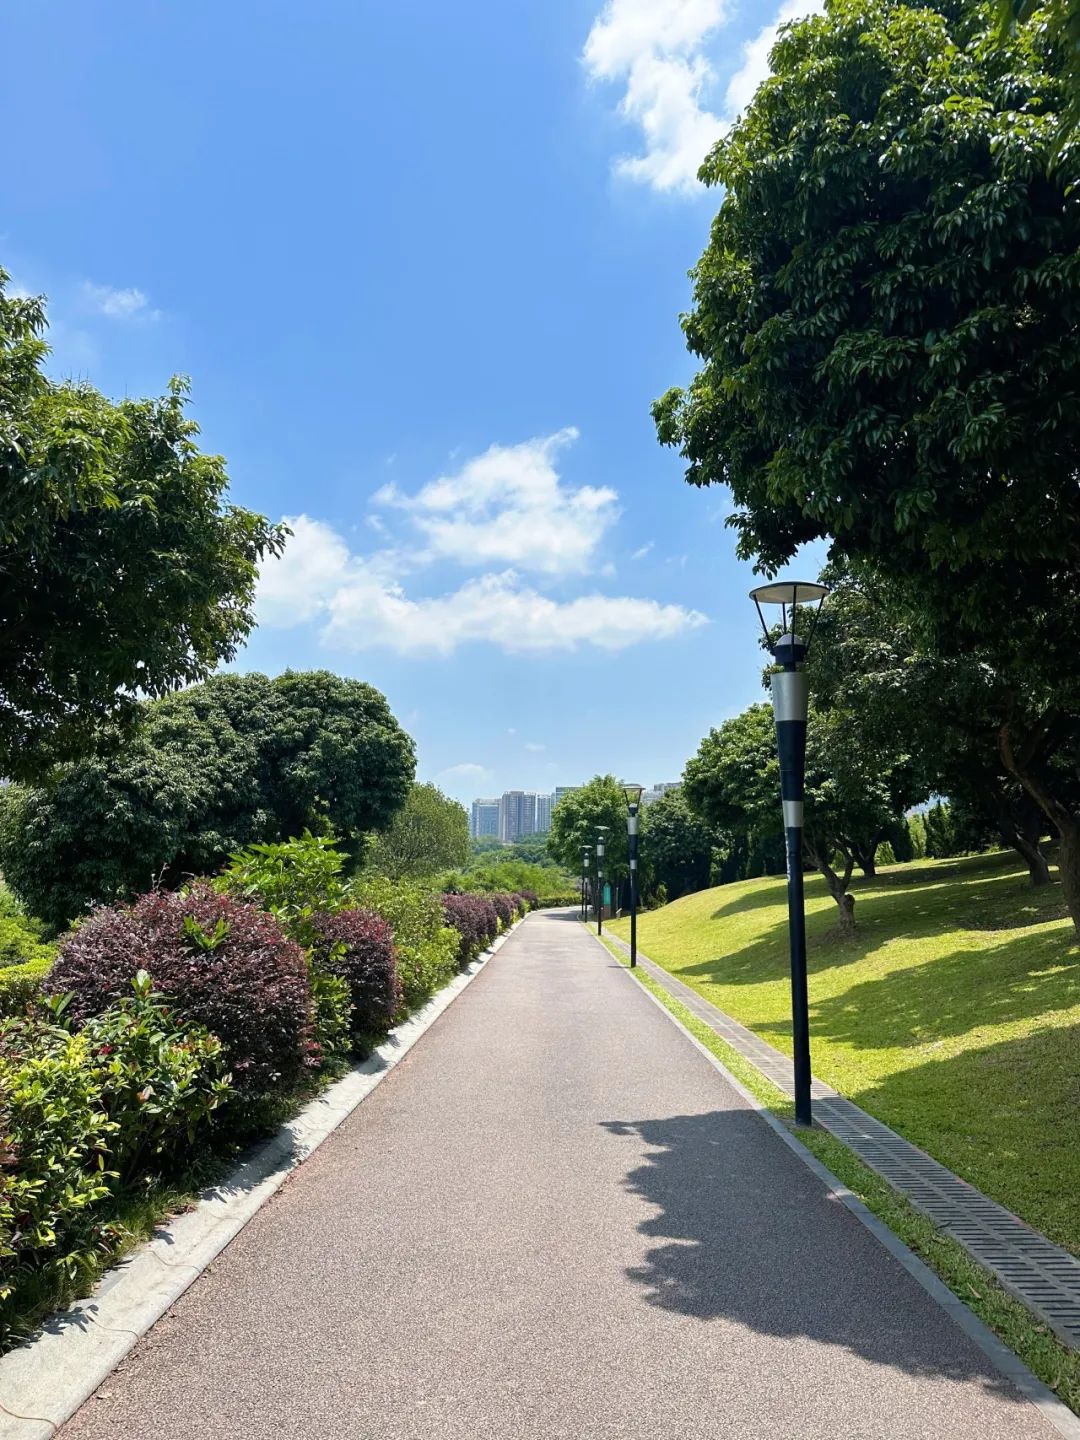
[[366, 782, 469, 879], [654, 0, 1080, 931], [0, 273, 285, 780], [640, 790, 716, 901], [0, 670, 415, 927], [547, 776, 630, 887]]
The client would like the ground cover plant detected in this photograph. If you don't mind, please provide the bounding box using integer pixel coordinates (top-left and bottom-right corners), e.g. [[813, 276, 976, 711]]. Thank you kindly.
[[608, 850, 1080, 1256]]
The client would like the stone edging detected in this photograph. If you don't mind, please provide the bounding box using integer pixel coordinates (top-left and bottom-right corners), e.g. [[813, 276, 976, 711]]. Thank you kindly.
[[585, 924, 1080, 1440], [0, 917, 527, 1440]]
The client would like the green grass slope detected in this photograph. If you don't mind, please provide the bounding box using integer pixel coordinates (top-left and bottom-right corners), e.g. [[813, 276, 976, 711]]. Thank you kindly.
[[609, 851, 1080, 1256]]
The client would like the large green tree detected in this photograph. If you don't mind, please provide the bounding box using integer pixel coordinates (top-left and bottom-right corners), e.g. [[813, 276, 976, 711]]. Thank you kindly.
[[0, 273, 285, 779], [547, 776, 630, 902], [684, 703, 920, 934], [654, 0, 1080, 929], [0, 670, 415, 927], [640, 790, 716, 901], [366, 782, 469, 879]]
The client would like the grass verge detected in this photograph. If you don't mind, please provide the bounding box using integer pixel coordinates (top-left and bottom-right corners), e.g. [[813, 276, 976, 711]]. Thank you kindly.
[[592, 924, 1080, 1418]]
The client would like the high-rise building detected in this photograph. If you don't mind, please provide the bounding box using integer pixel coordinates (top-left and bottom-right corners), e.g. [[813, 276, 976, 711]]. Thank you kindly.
[[470, 798, 500, 839], [534, 792, 553, 833], [498, 790, 537, 843], [642, 782, 681, 806], [553, 786, 578, 805]]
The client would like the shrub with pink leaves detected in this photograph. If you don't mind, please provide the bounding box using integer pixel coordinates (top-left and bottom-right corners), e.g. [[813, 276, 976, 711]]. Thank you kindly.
[[308, 908, 402, 1042], [47, 885, 313, 1098]]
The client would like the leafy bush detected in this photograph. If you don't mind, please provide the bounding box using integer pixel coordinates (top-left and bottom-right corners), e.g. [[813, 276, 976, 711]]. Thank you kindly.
[[0, 977, 229, 1321], [47, 886, 312, 1099], [220, 831, 347, 946], [517, 890, 538, 911], [0, 916, 53, 968], [490, 893, 515, 929], [310, 969, 352, 1067], [64, 975, 230, 1182], [441, 893, 499, 967], [0, 957, 53, 1016], [309, 909, 401, 1042], [351, 875, 458, 1010]]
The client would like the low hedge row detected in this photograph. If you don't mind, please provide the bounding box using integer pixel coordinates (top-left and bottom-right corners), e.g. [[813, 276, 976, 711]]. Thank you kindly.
[[1, 833, 519, 1345]]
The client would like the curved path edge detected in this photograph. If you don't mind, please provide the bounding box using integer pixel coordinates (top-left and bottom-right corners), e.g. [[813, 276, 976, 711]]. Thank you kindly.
[[585, 926, 1080, 1440], [0, 916, 529, 1440]]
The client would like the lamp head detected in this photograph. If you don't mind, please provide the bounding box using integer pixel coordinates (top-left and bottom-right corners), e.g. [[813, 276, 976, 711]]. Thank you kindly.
[[749, 580, 828, 669], [622, 783, 644, 811]]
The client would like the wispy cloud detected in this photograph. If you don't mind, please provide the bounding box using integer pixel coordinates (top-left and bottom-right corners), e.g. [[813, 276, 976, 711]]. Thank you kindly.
[[257, 512, 707, 657], [632, 541, 654, 560], [81, 281, 159, 322], [584, 0, 823, 195], [524, 741, 546, 753], [374, 428, 618, 577]]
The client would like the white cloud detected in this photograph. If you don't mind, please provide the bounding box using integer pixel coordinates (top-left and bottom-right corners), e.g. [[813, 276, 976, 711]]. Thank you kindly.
[[81, 281, 159, 321], [375, 428, 617, 577], [437, 762, 493, 783], [632, 541, 654, 560], [724, 0, 825, 116], [583, 0, 728, 193], [524, 742, 546, 753], [584, 0, 823, 194], [257, 515, 707, 657]]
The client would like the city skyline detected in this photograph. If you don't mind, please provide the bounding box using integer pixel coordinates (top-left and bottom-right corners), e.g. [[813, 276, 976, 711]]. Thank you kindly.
[[468, 782, 681, 841]]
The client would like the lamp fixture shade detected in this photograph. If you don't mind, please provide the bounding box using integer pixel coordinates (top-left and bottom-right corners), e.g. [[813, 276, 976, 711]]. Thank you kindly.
[[622, 783, 644, 808], [749, 579, 828, 666]]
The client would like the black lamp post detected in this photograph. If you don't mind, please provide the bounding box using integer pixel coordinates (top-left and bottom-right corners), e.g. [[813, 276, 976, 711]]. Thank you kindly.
[[750, 579, 828, 1128], [623, 784, 643, 967], [580, 845, 592, 921], [595, 826, 610, 935]]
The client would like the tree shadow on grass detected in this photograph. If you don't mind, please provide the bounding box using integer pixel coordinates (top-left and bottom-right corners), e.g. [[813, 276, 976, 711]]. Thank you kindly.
[[600, 1107, 1035, 1407], [842, 1024, 1080, 1257]]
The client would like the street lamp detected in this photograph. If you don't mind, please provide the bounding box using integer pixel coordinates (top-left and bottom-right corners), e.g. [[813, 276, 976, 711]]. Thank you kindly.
[[750, 579, 828, 1127], [580, 845, 592, 921], [623, 784, 644, 968], [595, 826, 611, 935]]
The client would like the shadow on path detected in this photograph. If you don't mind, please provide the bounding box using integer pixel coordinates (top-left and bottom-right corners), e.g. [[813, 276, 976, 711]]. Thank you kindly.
[[601, 1108, 1029, 1404]]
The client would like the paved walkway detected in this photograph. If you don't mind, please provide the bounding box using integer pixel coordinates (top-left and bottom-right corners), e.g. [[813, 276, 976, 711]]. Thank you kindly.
[[62, 911, 1059, 1440]]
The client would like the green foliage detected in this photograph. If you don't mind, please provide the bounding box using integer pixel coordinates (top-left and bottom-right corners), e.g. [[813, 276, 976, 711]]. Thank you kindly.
[[350, 874, 458, 1011], [221, 831, 348, 947], [0, 670, 415, 929], [640, 791, 716, 901], [0, 957, 53, 1016], [547, 776, 629, 881], [999, 0, 1080, 140], [469, 837, 551, 865], [445, 856, 576, 905], [309, 970, 353, 1067], [0, 273, 286, 781], [70, 974, 231, 1183], [0, 915, 53, 969], [0, 977, 229, 1324], [367, 782, 469, 879]]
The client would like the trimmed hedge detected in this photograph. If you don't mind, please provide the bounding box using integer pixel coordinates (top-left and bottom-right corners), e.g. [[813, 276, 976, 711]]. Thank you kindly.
[[0, 957, 53, 1016], [351, 875, 458, 1010], [309, 908, 402, 1041], [47, 886, 313, 1098]]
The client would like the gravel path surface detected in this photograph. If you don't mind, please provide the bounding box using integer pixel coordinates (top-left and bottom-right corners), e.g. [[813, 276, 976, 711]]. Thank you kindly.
[[62, 910, 1057, 1440]]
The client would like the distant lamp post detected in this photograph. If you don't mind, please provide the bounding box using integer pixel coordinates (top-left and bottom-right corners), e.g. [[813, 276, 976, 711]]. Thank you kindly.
[[580, 845, 592, 921], [595, 826, 611, 935], [749, 579, 829, 1127], [623, 784, 644, 968]]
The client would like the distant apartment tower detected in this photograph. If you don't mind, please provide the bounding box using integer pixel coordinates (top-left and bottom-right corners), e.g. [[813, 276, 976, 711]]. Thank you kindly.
[[499, 790, 537, 843], [534, 792, 553, 833], [470, 798, 500, 839], [642, 782, 681, 806], [553, 786, 578, 806]]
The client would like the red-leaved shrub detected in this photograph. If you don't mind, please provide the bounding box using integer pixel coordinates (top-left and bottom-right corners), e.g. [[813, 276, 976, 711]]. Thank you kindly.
[[47, 885, 312, 1098], [308, 909, 402, 1041], [490, 893, 516, 929], [441, 893, 505, 966]]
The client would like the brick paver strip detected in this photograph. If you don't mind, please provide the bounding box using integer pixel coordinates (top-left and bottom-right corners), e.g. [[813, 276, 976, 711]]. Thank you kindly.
[[604, 929, 1080, 1350], [59, 911, 1062, 1439]]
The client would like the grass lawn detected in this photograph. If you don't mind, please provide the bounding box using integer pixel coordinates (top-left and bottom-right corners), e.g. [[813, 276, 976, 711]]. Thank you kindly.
[[608, 850, 1080, 1257]]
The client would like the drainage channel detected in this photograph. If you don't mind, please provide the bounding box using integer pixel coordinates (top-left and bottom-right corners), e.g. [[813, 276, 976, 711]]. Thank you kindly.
[[602, 930, 1080, 1351]]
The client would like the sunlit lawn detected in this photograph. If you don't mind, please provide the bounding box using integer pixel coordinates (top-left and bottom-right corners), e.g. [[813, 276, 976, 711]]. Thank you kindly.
[[609, 850, 1080, 1255]]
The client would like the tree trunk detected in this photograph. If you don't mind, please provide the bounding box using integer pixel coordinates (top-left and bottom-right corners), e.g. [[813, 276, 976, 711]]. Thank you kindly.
[[983, 774, 1052, 887], [805, 839, 857, 937], [999, 722, 1079, 933], [1012, 831, 1052, 888]]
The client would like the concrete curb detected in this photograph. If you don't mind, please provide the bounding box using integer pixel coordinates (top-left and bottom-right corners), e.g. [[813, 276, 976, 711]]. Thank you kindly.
[[584, 924, 1080, 1440], [0, 916, 528, 1439]]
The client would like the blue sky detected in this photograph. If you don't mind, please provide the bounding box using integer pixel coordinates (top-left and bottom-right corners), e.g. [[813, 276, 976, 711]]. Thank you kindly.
[[2, 0, 823, 805]]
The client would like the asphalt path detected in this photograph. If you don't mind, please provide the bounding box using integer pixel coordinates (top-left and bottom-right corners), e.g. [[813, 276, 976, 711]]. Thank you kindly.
[[62, 910, 1058, 1439]]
